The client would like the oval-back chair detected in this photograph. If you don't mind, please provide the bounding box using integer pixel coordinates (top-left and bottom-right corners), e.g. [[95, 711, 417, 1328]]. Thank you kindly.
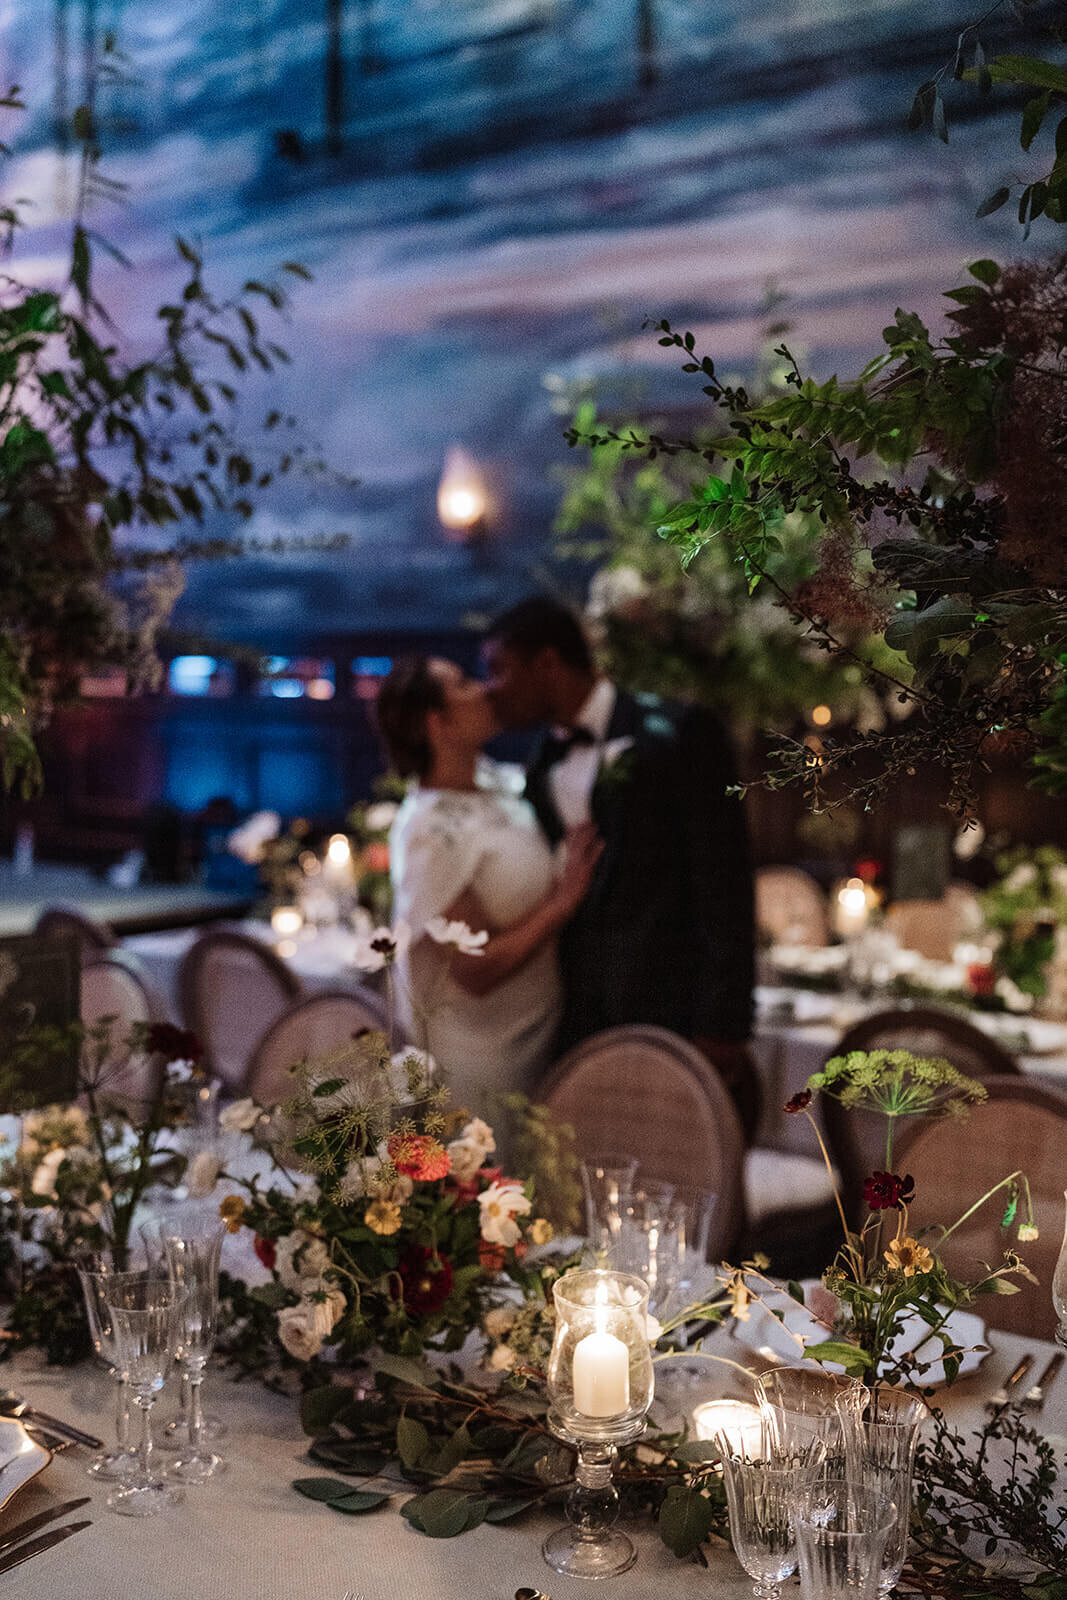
[[538, 1025, 746, 1261], [243, 987, 393, 1107], [177, 929, 302, 1092], [80, 951, 169, 1116], [897, 1076, 1067, 1339], [755, 866, 830, 948], [35, 903, 115, 960]]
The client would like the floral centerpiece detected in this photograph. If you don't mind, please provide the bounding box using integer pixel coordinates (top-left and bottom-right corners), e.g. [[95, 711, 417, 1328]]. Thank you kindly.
[[981, 844, 1067, 1013], [214, 1029, 561, 1377]]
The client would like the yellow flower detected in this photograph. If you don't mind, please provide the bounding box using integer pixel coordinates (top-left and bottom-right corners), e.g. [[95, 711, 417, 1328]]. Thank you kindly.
[[365, 1198, 404, 1236], [884, 1236, 933, 1277], [218, 1195, 246, 1234], [1018, 1222, 1040, 1243], [529, 1218, 554, 1246], [725, 1269, 753, 1322]]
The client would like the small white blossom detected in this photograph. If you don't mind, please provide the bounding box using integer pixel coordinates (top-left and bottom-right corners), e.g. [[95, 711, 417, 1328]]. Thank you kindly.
[[483, 1305, 518, 1340], [364, 802, 399, 832], [219, 1097, 260, 1133], [352, 921, 411, 972], [425, 917, 489, 956], [1003, 863, 1037, 892], [646, 1314, 664, 1343], [275, 1229, 330, 1289], [459, 1117, 496, 1155], [446, 1137, 486, 1184], [227, 810, 282, 864], [275, 1302, 324, 1361], [488, 1342, 518, 1371], [478, 1181, 532, 1247], [995, 975, 1035, 1014]]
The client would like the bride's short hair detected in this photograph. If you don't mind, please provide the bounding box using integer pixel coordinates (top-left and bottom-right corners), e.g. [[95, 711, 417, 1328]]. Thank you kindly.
[[375, 656, 446, 780]]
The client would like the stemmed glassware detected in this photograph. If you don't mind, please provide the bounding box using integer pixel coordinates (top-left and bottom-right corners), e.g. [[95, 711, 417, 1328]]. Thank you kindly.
[[162, 1222, 227, 1482], [104, 1275, 187, 1516], [835, 1386, 928, 1594], [580, 1154, 638, 1256], [716, 1417, 824, 1600], [140, 1217, 227, 1449], [793, 1479, 896, 1600], [757, 1367, 869, 1475], [75, 1253, 141, 1481]]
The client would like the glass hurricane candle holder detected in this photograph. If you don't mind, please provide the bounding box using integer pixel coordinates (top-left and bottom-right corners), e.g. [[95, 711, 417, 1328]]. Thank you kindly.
[[1053, 1189, 1067, 1348], [542, 1268, 655, 1580]]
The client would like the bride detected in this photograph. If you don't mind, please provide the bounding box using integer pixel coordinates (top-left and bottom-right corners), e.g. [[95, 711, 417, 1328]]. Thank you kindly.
[[375, 656, 601, 1113]]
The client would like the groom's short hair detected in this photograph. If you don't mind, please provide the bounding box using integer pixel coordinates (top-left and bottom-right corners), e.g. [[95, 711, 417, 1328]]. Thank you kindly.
[[486, 596, 593, 674]]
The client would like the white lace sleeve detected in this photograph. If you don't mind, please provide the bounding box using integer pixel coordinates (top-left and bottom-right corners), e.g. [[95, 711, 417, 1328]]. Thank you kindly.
[[389, 795, 487, 936]]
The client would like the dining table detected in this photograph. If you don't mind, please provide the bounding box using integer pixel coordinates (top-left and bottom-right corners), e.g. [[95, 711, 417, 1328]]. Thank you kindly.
[[1, 1304, 1062, 1599]]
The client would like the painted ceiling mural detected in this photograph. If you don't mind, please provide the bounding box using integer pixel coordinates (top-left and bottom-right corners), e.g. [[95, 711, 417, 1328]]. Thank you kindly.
[[0, 0, 1046, 641]]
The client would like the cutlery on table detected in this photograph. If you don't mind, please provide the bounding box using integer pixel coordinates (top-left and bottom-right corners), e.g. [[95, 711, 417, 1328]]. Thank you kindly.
[[985, 1353, 1035, 1411], [0, 1392, 102, 1451], [0, 1498, 91, 1560], [1023, 1352, 1065, 1412], [0, 1519, 92, 1577]]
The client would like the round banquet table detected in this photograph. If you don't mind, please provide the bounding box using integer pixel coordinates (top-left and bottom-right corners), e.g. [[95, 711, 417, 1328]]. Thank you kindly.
[[1, 1319, 1063, 1599]]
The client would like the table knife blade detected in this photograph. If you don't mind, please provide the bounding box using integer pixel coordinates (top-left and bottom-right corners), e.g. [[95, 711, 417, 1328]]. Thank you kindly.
[[20, 1408, 101, 1450], [0, 1519, 92, 1577], [0, 1498, 91, 1559]]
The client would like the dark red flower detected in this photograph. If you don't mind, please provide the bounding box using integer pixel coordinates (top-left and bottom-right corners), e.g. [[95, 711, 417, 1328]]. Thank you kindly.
[[967, 962, 996, 997], [253, 1235, 276, 1271], [854, 859, 882, 884], [397, 1247, 454, 1316], [146, 1023, 203, 1064], [784, 1089, 813, 1114], [863, 1171, 915, 1212]]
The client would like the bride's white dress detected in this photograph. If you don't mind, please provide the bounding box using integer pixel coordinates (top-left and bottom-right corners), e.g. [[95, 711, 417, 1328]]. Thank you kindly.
[[389, 771, 562, 1113]]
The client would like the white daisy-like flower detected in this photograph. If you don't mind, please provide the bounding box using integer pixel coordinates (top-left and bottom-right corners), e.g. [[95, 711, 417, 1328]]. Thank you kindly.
[[352, 920, 411, 972], [425, 917, 489, 956], [478, 1181, 532, 1247]]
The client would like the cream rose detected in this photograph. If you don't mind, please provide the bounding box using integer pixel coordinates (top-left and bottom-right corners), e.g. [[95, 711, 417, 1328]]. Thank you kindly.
[[274, 1229, 330, 1289], [219, 1097, 260, 1133], [275, 1302, 324, 1361], [186, 1149, 222, 1199]]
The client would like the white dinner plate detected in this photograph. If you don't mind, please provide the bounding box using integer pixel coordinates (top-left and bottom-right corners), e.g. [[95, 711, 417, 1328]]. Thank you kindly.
[[730, 1286, 989, 1387], [0, 1417, 52, 1512]]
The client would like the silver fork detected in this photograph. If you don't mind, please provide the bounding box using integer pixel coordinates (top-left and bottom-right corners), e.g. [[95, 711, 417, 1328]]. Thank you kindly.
[[1022, 1352, 1065, 1411], [985, 1352, 1034, 1411]]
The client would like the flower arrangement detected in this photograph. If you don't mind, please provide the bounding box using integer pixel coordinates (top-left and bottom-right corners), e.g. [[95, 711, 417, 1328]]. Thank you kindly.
[[214, 1030, 560, 1372], [981, 844, 1067, 1007]]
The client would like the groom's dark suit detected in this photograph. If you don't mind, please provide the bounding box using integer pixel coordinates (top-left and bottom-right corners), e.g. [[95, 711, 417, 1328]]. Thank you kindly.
[[525, 687, 754, 1058]]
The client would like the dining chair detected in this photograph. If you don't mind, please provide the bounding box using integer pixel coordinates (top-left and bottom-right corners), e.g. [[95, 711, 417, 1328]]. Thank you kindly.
[[177, 928, 302, 1092], [80, 951, 170, 1115], [821, 1005, 1021, 1228], [243, 987, 394, 1107], [35, 903, 115, 960], [755, 866, 830, 948], [539, 1026, 748, 1261], [897, 1075, 1067, 1338], [884, 881, 983, 962]]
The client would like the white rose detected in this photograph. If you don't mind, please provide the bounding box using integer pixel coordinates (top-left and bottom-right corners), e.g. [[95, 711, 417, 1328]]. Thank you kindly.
[[219, 1097, 260, 1134], [186, 1149, 222, 1199], [478, 1181, 532, 1247], [459, 1118, 495, 1156], [275, 1229, 329, 1289], [483, 1305, 518, 1340], [305, 1284, 346, 1337], [488, 1343, 517, 1371], [276, 1302, 324, 1361], [446, 1138, 485, 1184]]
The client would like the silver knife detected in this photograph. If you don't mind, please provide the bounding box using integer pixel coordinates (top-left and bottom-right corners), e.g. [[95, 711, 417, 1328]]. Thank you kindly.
[[17, 1408, 101, 1451], [0, 1497, 91, 1559], [0, 1519, 92, 1577]]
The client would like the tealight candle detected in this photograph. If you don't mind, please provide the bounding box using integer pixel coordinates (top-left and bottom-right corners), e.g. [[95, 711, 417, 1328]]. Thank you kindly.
[[834, 877, 870, 939], [271, 906, 303, 938], [692, 1398, 764, 1457], [572, 1330, 629, 1417]]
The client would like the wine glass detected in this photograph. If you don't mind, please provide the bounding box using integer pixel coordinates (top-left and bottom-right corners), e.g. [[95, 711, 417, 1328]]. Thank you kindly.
[[141, 1216, 227, 1448], [835, 1386, 928, 1594], [716, 1422, 823, 1600], [75, 1253, 142, 1481], [105, 1276, 186, 1516], [580, 1154, 638, 1255], [162, 1222, 226, 1482], [757, 1367, 868, 1475]]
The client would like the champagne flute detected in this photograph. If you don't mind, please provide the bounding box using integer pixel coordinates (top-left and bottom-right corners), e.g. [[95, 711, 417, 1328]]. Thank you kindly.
[[162, 1222, 226, 1482], [75, 1253, 141, 1481], [105, 1276, 186, 1516]]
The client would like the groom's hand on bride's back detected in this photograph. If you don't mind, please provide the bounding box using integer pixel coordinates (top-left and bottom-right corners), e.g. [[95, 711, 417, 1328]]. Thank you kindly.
[[555, 823, 604, 916]]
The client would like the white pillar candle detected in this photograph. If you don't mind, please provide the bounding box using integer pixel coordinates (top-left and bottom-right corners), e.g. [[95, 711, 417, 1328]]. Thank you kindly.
[[572, 1330, 630, 1417]]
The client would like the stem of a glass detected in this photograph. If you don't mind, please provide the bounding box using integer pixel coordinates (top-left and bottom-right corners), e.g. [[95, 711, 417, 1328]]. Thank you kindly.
[[566, 1441, 619, 1543], [187, 1366, 203, 1452], [136, 1393, 155, 1487], [114, 1373, 130, 1451], [752, 1584, 782, 1600], [178, 1369, 190, 1430]]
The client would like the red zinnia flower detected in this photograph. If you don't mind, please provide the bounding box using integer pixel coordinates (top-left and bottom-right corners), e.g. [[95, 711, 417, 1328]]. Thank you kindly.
[[478, 1241, 506, 1274], [967, 962, 996, 997], [397, 1247, 454, 1316], [863, 1171, 915, 1212], [146, 1023, 203, 1064], [253, 1235, 276, 1271], [387, 1133, 451, 1182], [784, 1089, 813, 1114]]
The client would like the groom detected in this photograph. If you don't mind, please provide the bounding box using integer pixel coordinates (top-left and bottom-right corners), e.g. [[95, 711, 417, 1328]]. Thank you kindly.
[[483, 595, 758, 1139]]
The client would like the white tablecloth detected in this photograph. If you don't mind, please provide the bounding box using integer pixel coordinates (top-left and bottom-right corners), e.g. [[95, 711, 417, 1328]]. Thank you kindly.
[[1, 1319, 1063, 1599]]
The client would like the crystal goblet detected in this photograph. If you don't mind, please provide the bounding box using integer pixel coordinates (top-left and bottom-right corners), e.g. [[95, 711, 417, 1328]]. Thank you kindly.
[[105, 1276, 186, 1517]]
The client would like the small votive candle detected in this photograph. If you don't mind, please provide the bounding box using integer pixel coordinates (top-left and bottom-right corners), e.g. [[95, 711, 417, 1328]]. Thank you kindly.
[[271, 905, 304, 938], [572, 1330, 630, 1417], [692, 1398, 764, 1457]]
